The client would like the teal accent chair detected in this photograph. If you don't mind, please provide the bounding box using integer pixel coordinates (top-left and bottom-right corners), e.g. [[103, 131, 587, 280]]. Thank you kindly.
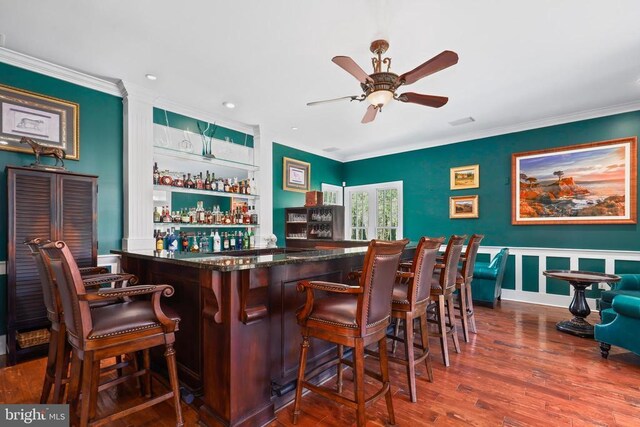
[[595, 295, 640, 358], [597, 274, 640, 317], [471, 248, 509, 308]]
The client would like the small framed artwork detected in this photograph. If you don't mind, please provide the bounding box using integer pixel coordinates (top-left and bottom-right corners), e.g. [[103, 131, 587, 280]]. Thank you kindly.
[[450, 164, 479, 190], [0, 83, 79, 159], [450, 195, 479, 219], [512, 137, 637, 225], [283, 157, 311, 192]]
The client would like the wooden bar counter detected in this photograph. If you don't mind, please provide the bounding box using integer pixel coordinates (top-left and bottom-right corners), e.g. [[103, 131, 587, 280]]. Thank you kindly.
[[113, 246, 414, 427]]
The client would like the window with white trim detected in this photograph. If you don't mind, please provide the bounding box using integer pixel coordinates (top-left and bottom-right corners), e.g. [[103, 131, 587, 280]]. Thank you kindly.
[[345, 181, 403, 240], [321, 183, 343, 206]]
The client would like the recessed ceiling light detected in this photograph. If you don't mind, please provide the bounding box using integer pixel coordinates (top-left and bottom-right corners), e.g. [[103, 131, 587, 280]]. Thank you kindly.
[[448, 116, 476, 127], [291, 127, 298, 131], [145, 74, 157, 81], [0, 140, 8, 145], [222, 101, 236, 109]]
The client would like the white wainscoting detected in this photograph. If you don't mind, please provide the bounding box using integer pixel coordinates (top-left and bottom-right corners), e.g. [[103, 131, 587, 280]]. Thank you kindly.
[[475, 246, 640, 310]]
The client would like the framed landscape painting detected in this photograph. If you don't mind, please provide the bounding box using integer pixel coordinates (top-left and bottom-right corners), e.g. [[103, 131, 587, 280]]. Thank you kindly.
[[450, 164, 479, 190], [512, 137, 637, 225], [0, 84, 79, 159], [450, 195, 479, 219], [283, 157, 311, 192]]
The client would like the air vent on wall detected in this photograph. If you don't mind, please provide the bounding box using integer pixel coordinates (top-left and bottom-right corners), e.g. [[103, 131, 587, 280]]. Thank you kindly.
[[323, 147, 340, 152], [449, 116, 475, 126]]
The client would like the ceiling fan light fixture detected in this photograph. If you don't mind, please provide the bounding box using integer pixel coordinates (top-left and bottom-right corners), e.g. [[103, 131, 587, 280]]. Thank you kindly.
[[366, 90, 394, 107]]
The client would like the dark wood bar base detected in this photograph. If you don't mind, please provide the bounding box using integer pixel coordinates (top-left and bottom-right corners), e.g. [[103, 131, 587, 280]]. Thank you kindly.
[[118, 247, 413, 426]]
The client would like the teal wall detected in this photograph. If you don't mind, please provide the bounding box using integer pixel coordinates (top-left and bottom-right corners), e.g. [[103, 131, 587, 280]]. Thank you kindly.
[[0, 61, 124, 334], [272, 143, 343, 244], [343, 111, 640, 251], [153, 108, 254, 148]]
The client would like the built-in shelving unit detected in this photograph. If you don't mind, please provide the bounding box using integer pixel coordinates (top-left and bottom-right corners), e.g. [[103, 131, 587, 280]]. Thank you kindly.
[[284, 206, 344, 242]]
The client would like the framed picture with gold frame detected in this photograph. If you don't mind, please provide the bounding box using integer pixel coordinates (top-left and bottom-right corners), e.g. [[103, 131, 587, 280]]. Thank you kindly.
[[283, 157, 311, 192], [0, 83, 79, 159], [450, 164, 479, 190], [450, 195, 479, 219]]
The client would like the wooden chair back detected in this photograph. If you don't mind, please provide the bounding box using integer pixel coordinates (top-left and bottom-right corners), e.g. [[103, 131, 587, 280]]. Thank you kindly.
[[357, 239, 409, 333], [39, 241, 92, 346], [409, 237, 445, 305], [437, 235, 466, 293], [24, 238, 59, 324], [460, 234, 484, 283]]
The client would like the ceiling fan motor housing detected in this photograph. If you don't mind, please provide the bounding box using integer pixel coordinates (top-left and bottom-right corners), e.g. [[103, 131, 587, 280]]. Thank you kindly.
[[361, 72, 399, 98]]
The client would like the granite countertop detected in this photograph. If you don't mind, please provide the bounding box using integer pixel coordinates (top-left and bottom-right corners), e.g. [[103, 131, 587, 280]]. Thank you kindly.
[[113, 243, 416, 272], [112, 246, 371, 272]]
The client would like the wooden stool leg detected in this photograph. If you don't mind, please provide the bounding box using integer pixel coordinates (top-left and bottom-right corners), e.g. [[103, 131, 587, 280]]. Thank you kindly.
[[165, 342, 185, 427], [353, 339, 366, 427], [458, 285, 470, 343], [292, 336, 310, 424], [79, 351, 95, 426], [336, 344, 344, 394], [40, 329, 57, 403], [143, 349, 152, 398], [437, 296, 450, 367], [419, 314, 434, 382], [447, 296, 461, 354], [391, 318, 401, 354], [67, 349, 82, 410], [378, 335, 395, 425], [403, 314, 417, 403], [88, 358, 101, 420], [466, 282, 478, 334]]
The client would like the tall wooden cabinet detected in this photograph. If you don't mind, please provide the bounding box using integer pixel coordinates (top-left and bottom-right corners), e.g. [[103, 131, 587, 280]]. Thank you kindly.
[[6, 166, 98, 365]]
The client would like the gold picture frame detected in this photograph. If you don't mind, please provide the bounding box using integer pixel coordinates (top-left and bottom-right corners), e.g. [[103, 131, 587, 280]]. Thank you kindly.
[[283, 157, 311, 192], [450, 195, 479, 219], [0, 83, 79, 160], [450, 164, 479, 190]]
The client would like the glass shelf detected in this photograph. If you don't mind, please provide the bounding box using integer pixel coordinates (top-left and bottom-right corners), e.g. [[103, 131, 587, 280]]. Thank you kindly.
[[154, 223, 258, 230], [153, 185, 258, 200], [154, 146, 258, 172]]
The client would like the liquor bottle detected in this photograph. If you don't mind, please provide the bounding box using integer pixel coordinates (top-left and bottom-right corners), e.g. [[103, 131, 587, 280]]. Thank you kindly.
[[250, 205, 259, 225], [162, 206, 172, 223], [181, 232, 190, 252], [204, 171, 212, 190], [155, 230, 165, 251], [233, 177, 239, 193], [224, 179, 230, 193], [223, 232, 230, 251], [167, 227, 178, 252], [213, 231, 221, 252], [200, 232, 209, 253], [242, 231, 249, 249], [250, 178, 256, 195], [196, 201, 206, 224], [248, 229, 255, 249], [245, 179, 251, 195], [153, 206, 161, 223], [229, 232, 236, 251], [153, 162, 160, 185], [191, 236, 200, 252], [196, 173, 204, 190], [243, 205, 251, 224], [185, 173, 195, 189]]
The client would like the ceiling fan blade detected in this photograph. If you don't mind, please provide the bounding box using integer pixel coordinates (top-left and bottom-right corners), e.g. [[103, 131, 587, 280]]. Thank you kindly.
[[398, 50, 459, 85], [332, 56, 373, 84], [306, 95, 360, 106], [361, 105, 378, 124], [398, 92, 449, 108]]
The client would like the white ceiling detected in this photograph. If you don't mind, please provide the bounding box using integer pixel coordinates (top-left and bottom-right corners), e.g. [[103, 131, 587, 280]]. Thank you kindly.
[[1, 0, 639, 161]]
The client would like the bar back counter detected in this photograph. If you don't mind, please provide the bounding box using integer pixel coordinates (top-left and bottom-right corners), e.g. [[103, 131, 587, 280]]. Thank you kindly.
[[114, 246, 414, 427]]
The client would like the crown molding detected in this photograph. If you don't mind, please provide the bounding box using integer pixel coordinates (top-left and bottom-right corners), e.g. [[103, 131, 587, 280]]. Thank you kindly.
[[341, 99, 640, 162], [155, 97, 257, 136], [118, 80, 159, 103], [0, 47, 122, 97]]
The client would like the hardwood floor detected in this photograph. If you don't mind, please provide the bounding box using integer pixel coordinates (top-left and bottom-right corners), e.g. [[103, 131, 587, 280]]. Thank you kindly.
[[1, 300, 639, 426]]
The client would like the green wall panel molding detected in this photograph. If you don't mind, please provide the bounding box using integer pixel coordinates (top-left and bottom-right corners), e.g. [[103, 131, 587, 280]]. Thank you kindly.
[[0, 61, 124, 335], [502, 255, 516, 291], [342, 110, 640, 251], [153, 108, 254, 148], [578, 258, 606, 299], [272, 143, 343, 245], [546, 257, 571, 295], [522, 255, 539, 293], [614, 260, 640, 274]]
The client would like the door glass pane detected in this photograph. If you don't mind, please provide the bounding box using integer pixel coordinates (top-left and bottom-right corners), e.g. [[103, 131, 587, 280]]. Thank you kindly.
[[376, 188, 398, 239], [350, 192, 369, 240]]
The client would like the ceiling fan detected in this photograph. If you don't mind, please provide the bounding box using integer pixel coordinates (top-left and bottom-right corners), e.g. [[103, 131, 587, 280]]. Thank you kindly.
[[308, 40, 458, 123]]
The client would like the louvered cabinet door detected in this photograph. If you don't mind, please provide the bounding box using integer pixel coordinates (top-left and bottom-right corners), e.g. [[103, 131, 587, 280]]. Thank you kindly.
[[6, 169, 57, 363], [59, 175, 97, 268]]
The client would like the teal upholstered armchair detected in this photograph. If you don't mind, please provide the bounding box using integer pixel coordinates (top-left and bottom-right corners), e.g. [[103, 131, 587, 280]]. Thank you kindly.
[[471, 248, 509, 308], [595, 294, 640, 358], [597, 274, 640, 317]]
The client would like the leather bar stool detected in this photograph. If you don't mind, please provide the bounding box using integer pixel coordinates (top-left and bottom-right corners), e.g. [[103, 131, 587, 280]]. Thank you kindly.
[[40, 241, 184, 427], [25, 238, 138, 404], [454, 234, 484, 342], [387, 236, 443, 402], [292, 239, 409, 427], [428, 235, 466, 367]]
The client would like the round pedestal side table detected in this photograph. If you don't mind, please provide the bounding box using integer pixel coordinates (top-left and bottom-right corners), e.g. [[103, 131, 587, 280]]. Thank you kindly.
[[542, 270, 620, 338]]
